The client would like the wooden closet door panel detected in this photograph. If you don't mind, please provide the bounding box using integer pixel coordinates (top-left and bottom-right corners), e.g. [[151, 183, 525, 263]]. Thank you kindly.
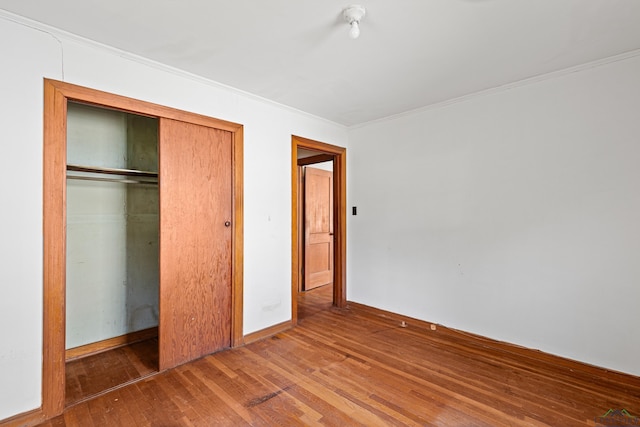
[[159, 118, 232, 370]]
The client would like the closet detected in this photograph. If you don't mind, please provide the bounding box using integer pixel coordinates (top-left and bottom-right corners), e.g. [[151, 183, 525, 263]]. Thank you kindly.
[[65, 102, 160, 404], [42, 79, 243, 418]]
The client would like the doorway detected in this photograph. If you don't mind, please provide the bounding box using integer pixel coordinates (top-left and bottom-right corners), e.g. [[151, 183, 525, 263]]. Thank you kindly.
[[291, 136, 346, 325]]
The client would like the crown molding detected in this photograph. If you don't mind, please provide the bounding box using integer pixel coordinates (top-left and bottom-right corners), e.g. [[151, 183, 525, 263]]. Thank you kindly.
[[0, 9, 347, 130], [350, 48, 640, 130]]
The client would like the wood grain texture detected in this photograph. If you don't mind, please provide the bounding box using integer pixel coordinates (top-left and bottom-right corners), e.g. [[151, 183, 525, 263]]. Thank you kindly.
[[0, 408, 45, 427], [291, 143, 300, 325], [291, 136, 347, 325], [42, 79, 244, 422], [243, 321, 293, 345], [159, 118, 233, 370], [65, 338, 158, 406], [304, 167, 334, 290], [65, 327, 158, 361], [297, 166, 305, 293], [332, 145, 347, 308], [34, 294, 640, 427], [43, 80, 242, 133], [231, 126, 244, 348], [42, 79, 68, 418], [297, 284, 333, 321], [297, 153, 334, 166]]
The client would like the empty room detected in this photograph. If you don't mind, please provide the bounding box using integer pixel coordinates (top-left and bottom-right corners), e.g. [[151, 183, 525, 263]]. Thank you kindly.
[[1, 1, 639, 426]]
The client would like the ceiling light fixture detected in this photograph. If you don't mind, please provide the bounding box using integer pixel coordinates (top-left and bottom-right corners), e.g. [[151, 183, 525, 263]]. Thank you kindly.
[[343, 5, 366, 39]]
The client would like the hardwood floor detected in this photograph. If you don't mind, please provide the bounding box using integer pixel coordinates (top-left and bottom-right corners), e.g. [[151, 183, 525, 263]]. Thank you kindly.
[[298, 284, 333, 321], [65, 338, 158, 406], [37, 291, 640, 426]]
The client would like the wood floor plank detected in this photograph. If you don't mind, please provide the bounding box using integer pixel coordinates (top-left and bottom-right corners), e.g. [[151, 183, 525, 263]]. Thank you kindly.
[[250, 334, 424, 426], [64, 338, 158, 406], [298, 310, 593, 426], [291, 326, 521, 426], [34, 285, 640, 426], [181, 363, 260, 425]]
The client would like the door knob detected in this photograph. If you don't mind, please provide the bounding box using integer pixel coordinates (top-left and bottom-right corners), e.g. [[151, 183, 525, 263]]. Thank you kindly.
[[224, 221, 231, 227]]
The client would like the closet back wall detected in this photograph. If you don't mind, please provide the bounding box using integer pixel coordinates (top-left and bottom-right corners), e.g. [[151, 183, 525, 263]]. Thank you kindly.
[[66, 103, 158, 349], [0, 12, 348, 421]]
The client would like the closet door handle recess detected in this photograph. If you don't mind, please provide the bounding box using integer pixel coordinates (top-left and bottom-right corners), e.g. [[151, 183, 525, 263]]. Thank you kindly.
[[224, 221, 231, 227]]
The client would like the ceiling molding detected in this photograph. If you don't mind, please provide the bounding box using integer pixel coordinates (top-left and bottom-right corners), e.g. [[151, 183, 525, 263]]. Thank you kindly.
[[0, 9, 347, 130], [349, 47, 640, 130], [2, 6, 639, 130]]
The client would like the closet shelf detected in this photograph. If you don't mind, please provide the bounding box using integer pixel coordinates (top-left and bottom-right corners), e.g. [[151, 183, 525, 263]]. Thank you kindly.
[[67, 164, 158, 185], [67, 164, 158, 177], [67, 175, 158, 185]]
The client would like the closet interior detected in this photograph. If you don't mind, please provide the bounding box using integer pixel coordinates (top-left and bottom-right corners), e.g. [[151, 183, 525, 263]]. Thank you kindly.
[[65, 102, 159, 405]]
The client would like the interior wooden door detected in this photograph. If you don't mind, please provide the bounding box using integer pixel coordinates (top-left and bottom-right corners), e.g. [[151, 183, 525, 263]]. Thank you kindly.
[[159, 118, 232, 370], [304, 167, 334, 290]]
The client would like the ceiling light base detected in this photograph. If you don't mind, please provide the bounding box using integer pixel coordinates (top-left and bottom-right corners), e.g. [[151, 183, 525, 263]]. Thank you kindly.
[[343, 5, 366, 39], [343, 5, 366, 23]]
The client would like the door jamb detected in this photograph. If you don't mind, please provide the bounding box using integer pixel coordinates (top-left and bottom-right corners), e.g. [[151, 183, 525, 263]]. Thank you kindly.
[[42, 79, 244, 418], [291, 135, 346, 326]]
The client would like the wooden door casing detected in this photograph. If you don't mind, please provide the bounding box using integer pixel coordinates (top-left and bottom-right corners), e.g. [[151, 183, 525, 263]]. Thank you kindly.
[[304, 167, 334, 290], [291, 135, 346, 327], [43, 79, 243, 421], [159, 118, 232, 370]]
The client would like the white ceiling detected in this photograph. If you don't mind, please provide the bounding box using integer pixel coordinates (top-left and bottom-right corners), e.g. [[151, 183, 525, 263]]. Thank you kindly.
[[1, 1, 640, 126]]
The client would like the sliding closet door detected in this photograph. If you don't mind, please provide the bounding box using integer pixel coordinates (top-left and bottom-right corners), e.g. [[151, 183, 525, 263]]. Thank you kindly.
[[158, 118, 232, 370]]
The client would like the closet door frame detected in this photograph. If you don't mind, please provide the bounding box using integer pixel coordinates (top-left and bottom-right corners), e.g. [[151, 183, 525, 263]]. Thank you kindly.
[[42, 79, 244, 418]]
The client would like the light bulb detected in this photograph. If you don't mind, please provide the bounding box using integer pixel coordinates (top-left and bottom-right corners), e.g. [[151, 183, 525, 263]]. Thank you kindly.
[[349, 21, 360, 39]]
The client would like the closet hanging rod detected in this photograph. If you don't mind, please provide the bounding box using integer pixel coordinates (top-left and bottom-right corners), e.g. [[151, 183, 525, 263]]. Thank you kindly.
[[67, 164, 158, 177], [67, 175, 158, 186]]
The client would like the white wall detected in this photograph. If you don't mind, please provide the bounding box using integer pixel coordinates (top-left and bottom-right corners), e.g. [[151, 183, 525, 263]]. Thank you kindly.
[[0, 16, 61, 420], [0, 13, 347, 420], [348, 53, 640, 377]]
